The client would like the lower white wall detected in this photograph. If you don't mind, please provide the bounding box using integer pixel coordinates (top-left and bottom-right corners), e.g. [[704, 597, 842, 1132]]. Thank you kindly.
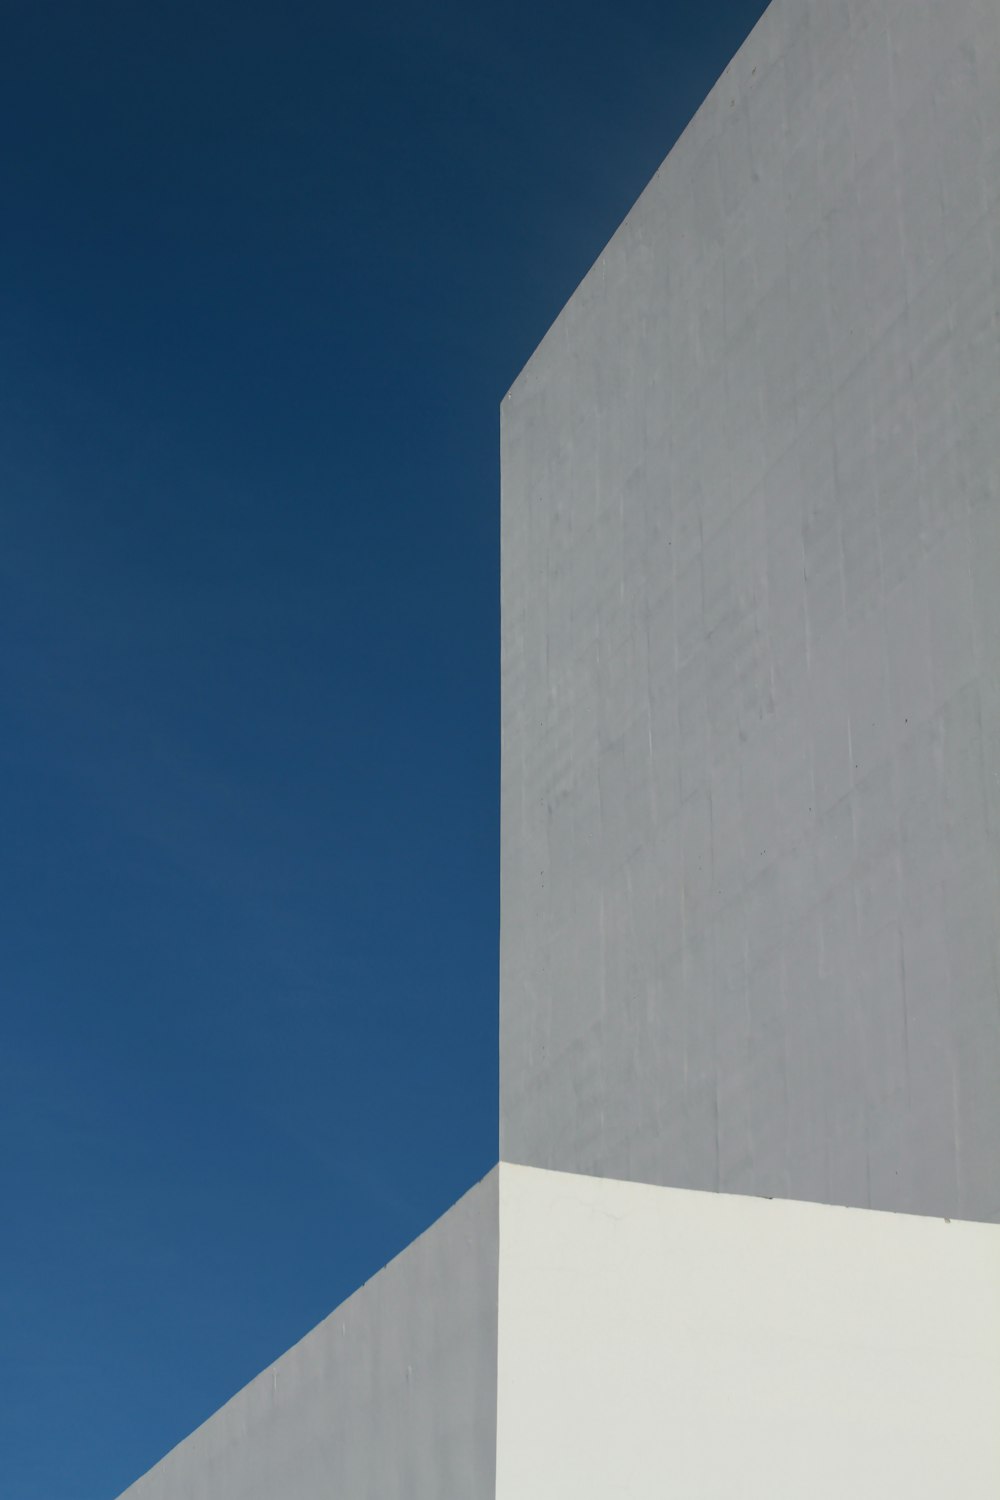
[[496, 1164, 1000, 1500], [112, 1162, 1000, 1498]]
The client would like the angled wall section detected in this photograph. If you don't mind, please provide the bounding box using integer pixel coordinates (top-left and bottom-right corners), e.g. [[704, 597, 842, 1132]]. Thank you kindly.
[[500, 0, 1000, 1220], [115, 1169, 499, 1500]]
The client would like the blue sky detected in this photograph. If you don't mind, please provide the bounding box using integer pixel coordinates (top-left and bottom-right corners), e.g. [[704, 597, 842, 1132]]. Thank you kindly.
[[0, 1, 764, 1494]]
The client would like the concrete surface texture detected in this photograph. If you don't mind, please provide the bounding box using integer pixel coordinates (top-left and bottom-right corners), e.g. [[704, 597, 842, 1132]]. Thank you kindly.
[[115, 1170, 498, 1500], [496, 1163, 1000, 1500], [500, 0, 1000, 1220]]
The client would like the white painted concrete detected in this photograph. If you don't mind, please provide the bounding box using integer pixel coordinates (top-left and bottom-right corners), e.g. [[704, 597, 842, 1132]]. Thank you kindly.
[[496, 1163, 1000, 1500], [500, 0, 1000, 1219]]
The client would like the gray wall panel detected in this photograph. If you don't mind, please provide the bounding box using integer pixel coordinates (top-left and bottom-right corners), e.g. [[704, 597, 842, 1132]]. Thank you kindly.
[[116, 1170, 498, 1499], [500, 0, 1000, 1220]]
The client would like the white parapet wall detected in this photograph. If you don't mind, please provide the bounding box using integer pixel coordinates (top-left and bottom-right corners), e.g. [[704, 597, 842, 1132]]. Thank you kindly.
[[496, 1163, 1000, 1500], [114, 1161, 1000, 1497]]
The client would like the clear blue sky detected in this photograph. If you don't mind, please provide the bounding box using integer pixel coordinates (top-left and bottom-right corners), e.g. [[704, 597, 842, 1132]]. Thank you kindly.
[[0, 1, 764, 1494]]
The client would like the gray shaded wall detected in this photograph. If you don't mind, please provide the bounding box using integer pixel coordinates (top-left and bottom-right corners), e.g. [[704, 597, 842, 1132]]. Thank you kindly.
[[115, 1170, 498, 1499], [500, 0, 1000, 1221]]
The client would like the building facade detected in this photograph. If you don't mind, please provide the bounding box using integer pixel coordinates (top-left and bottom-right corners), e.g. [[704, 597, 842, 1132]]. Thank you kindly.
[[118, 1, 1000, 1494]]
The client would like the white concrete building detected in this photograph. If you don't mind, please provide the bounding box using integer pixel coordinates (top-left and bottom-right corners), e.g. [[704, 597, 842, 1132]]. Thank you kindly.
[[117, 1, 1000, 1494]]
